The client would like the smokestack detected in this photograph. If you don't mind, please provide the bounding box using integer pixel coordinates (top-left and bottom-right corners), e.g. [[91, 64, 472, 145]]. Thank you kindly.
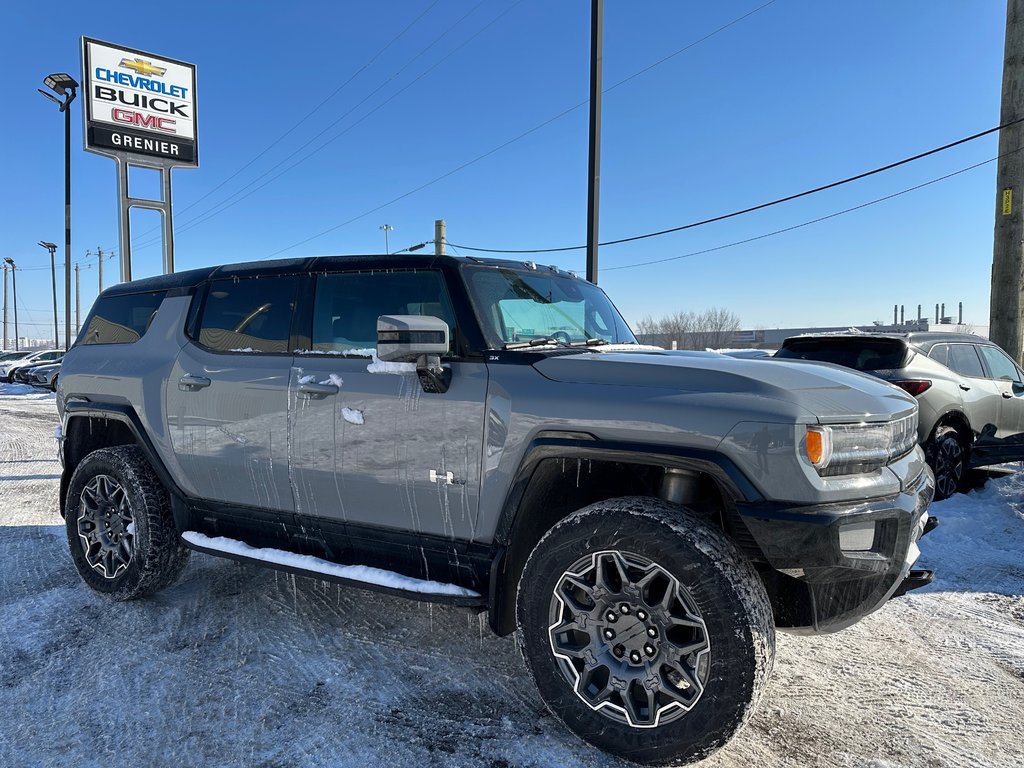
[[900, 305, 905, 325], [917, 304, 922, 322], [941, 303, 945, 321], [894, 304, 898, 325], [935, 304, 939, 323], [958, 302, 963, 324]]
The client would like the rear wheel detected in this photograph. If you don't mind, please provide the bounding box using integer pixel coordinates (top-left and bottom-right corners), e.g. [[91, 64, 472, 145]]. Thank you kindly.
[[516, 497, 774, 765], [65, 446, 190, 600], [927, 426, 966, 501]]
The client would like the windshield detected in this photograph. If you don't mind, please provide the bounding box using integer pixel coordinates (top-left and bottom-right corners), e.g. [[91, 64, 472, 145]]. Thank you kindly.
[[463, 266, 637, 348]]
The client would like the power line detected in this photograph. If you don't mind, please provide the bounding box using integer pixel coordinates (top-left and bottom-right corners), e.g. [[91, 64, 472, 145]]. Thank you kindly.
[[134, 0, 502, 250], [602, 151, 1015, 272], [263, 1, 779, 258], [130, 1, 443, 244], [443, 118, 1024, 255]]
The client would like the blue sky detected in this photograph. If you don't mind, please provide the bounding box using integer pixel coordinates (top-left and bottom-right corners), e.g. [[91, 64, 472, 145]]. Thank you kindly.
[[0, 1, 1007, 341]]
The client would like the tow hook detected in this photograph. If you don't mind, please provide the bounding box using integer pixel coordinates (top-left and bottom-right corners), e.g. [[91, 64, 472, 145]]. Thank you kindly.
[[891, 569, 935, 598]]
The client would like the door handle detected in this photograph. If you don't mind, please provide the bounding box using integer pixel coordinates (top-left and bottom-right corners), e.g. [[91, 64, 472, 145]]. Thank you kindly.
[[298, 382, 339, 399], [1003, 391, 1013, 399], [958, 384, 971, 391], [178, 374, 211, 391]]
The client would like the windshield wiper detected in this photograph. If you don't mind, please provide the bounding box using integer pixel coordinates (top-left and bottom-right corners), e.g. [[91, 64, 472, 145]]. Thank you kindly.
[[504, 337, 617, 350], [503, 337, 568, 350]]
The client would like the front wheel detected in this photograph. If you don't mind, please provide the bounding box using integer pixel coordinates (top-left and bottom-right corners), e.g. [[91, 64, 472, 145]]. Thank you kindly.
[[65, 446, 190, 600], [516, 497, 775, 765]]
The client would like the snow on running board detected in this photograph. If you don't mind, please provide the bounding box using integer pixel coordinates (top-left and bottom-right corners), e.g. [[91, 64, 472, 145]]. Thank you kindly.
[[181, 531, 480, 598]]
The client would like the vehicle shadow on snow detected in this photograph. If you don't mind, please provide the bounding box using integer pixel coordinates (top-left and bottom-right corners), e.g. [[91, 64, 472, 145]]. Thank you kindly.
[[2, 525, 694, 768]]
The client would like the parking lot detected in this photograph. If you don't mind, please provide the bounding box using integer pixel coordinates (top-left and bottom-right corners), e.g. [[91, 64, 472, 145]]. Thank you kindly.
[[0, 384, 1021, 768]]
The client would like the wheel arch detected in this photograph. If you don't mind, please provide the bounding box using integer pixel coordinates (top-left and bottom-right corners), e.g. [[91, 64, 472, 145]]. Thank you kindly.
[[487, 436, 766, 636], [928, 408, 972, 448], [61, 403, 185, 525]]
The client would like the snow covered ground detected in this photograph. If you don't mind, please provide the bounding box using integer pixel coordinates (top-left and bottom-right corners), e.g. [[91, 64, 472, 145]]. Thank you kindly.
[[0, 382, 1021, 767]]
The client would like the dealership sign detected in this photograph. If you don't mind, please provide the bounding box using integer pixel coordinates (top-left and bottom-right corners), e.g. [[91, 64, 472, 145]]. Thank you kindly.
[[81, 37, 198, 167]]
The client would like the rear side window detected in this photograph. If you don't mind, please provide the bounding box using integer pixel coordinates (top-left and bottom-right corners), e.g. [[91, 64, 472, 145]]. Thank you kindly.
[[945, 344, 985, 378], [195, 276, 300, 354], [78, 290, 166, 346], [775, 338, 907, 371]]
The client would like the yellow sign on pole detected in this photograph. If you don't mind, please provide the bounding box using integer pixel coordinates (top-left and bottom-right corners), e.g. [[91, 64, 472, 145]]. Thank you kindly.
[[1003, 188, 1013, 216]]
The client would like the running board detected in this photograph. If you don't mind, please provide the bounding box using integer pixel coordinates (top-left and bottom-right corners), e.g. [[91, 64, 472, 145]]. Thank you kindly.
[[181, 531, 485, 607], [891, 569, 935, 598]]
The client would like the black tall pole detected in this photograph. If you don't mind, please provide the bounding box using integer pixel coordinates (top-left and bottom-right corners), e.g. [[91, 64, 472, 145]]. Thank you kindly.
[[64, 99, 72, 350], [586, 0, 603, 284]]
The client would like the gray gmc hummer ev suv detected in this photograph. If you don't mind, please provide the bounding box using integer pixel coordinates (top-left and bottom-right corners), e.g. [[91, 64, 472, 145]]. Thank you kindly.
[[57, 255, 936, 765]]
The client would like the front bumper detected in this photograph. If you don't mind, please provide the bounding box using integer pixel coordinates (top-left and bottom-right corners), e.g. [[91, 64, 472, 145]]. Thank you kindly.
[[736, 463, 935, 634]]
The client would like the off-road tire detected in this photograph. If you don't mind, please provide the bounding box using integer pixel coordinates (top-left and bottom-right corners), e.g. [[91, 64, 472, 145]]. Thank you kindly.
[[927, 426, 967, 501], [65, 446, 190, 600], [516, 496, 774, 765]]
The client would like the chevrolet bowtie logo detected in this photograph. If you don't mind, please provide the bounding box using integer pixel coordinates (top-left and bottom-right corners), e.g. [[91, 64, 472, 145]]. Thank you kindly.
[[119, 58, 166, 77]]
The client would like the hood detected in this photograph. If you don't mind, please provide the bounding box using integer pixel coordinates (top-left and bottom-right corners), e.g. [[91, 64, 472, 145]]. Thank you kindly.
[[532, 350, 916, 424]]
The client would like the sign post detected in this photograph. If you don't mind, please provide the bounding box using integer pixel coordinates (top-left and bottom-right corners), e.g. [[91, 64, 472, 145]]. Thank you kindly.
[[81, 37, 198, 281]]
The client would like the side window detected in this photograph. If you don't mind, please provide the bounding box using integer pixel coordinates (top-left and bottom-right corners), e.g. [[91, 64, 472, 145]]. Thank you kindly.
[[310, 270, 456, 354], [929, 344, 950, 368], [78, 290, 166, 346], [195, 276, 300, 354], [978, 345, 1022, 383], [947, 344, 985, 378]]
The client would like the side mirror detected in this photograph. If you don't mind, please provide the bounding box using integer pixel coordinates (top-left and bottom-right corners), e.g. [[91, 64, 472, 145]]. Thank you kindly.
[[376, 315, 451, 393]]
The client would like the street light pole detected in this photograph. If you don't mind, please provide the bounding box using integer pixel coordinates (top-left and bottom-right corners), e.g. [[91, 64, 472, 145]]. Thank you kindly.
[[38, 241, 59, 349], [2, 262, 7, 351], [586, 0, 603, 285], [39, 73, 78, 350], [3, 258, 18, 351], [380, 224, 394, 255]]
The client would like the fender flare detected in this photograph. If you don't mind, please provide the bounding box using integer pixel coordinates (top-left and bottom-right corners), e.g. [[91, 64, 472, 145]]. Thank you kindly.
[[486, 433, 762, 635], [60, 401, 187, 524]]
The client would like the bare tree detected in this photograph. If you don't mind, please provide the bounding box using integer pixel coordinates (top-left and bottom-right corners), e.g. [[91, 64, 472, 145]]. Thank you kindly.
[[632, 308, 741, 350]]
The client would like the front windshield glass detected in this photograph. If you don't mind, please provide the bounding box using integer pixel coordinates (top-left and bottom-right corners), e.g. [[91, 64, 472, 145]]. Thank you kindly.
[[463, 266, 637, 348]]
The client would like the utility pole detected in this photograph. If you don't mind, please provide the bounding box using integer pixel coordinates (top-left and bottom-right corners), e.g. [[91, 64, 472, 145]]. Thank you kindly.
[[992, 0, 1024, 363], [586, 0, 603, 285], [4, 258, 18, 351], [434, 219, 446, 256], [75, 262, 81, 336], [2, 262, 7, 351], [97, 246, 104, 294]]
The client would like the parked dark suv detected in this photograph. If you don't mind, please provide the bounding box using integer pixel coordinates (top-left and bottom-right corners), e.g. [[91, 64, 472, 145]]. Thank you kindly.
[[56, 255, 935, 765], [776, 331, 1024, 499]]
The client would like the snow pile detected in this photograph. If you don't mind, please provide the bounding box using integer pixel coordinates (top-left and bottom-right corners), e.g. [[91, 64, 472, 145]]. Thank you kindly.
[[182, 531, 478, 598], [319, 374, 345, 388], [917, 468, 1024, 595], [0, 382, 56, 401]]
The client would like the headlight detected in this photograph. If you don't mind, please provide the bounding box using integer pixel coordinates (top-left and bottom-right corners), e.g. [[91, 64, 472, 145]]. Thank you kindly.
[[804, 412, 918, 476]]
